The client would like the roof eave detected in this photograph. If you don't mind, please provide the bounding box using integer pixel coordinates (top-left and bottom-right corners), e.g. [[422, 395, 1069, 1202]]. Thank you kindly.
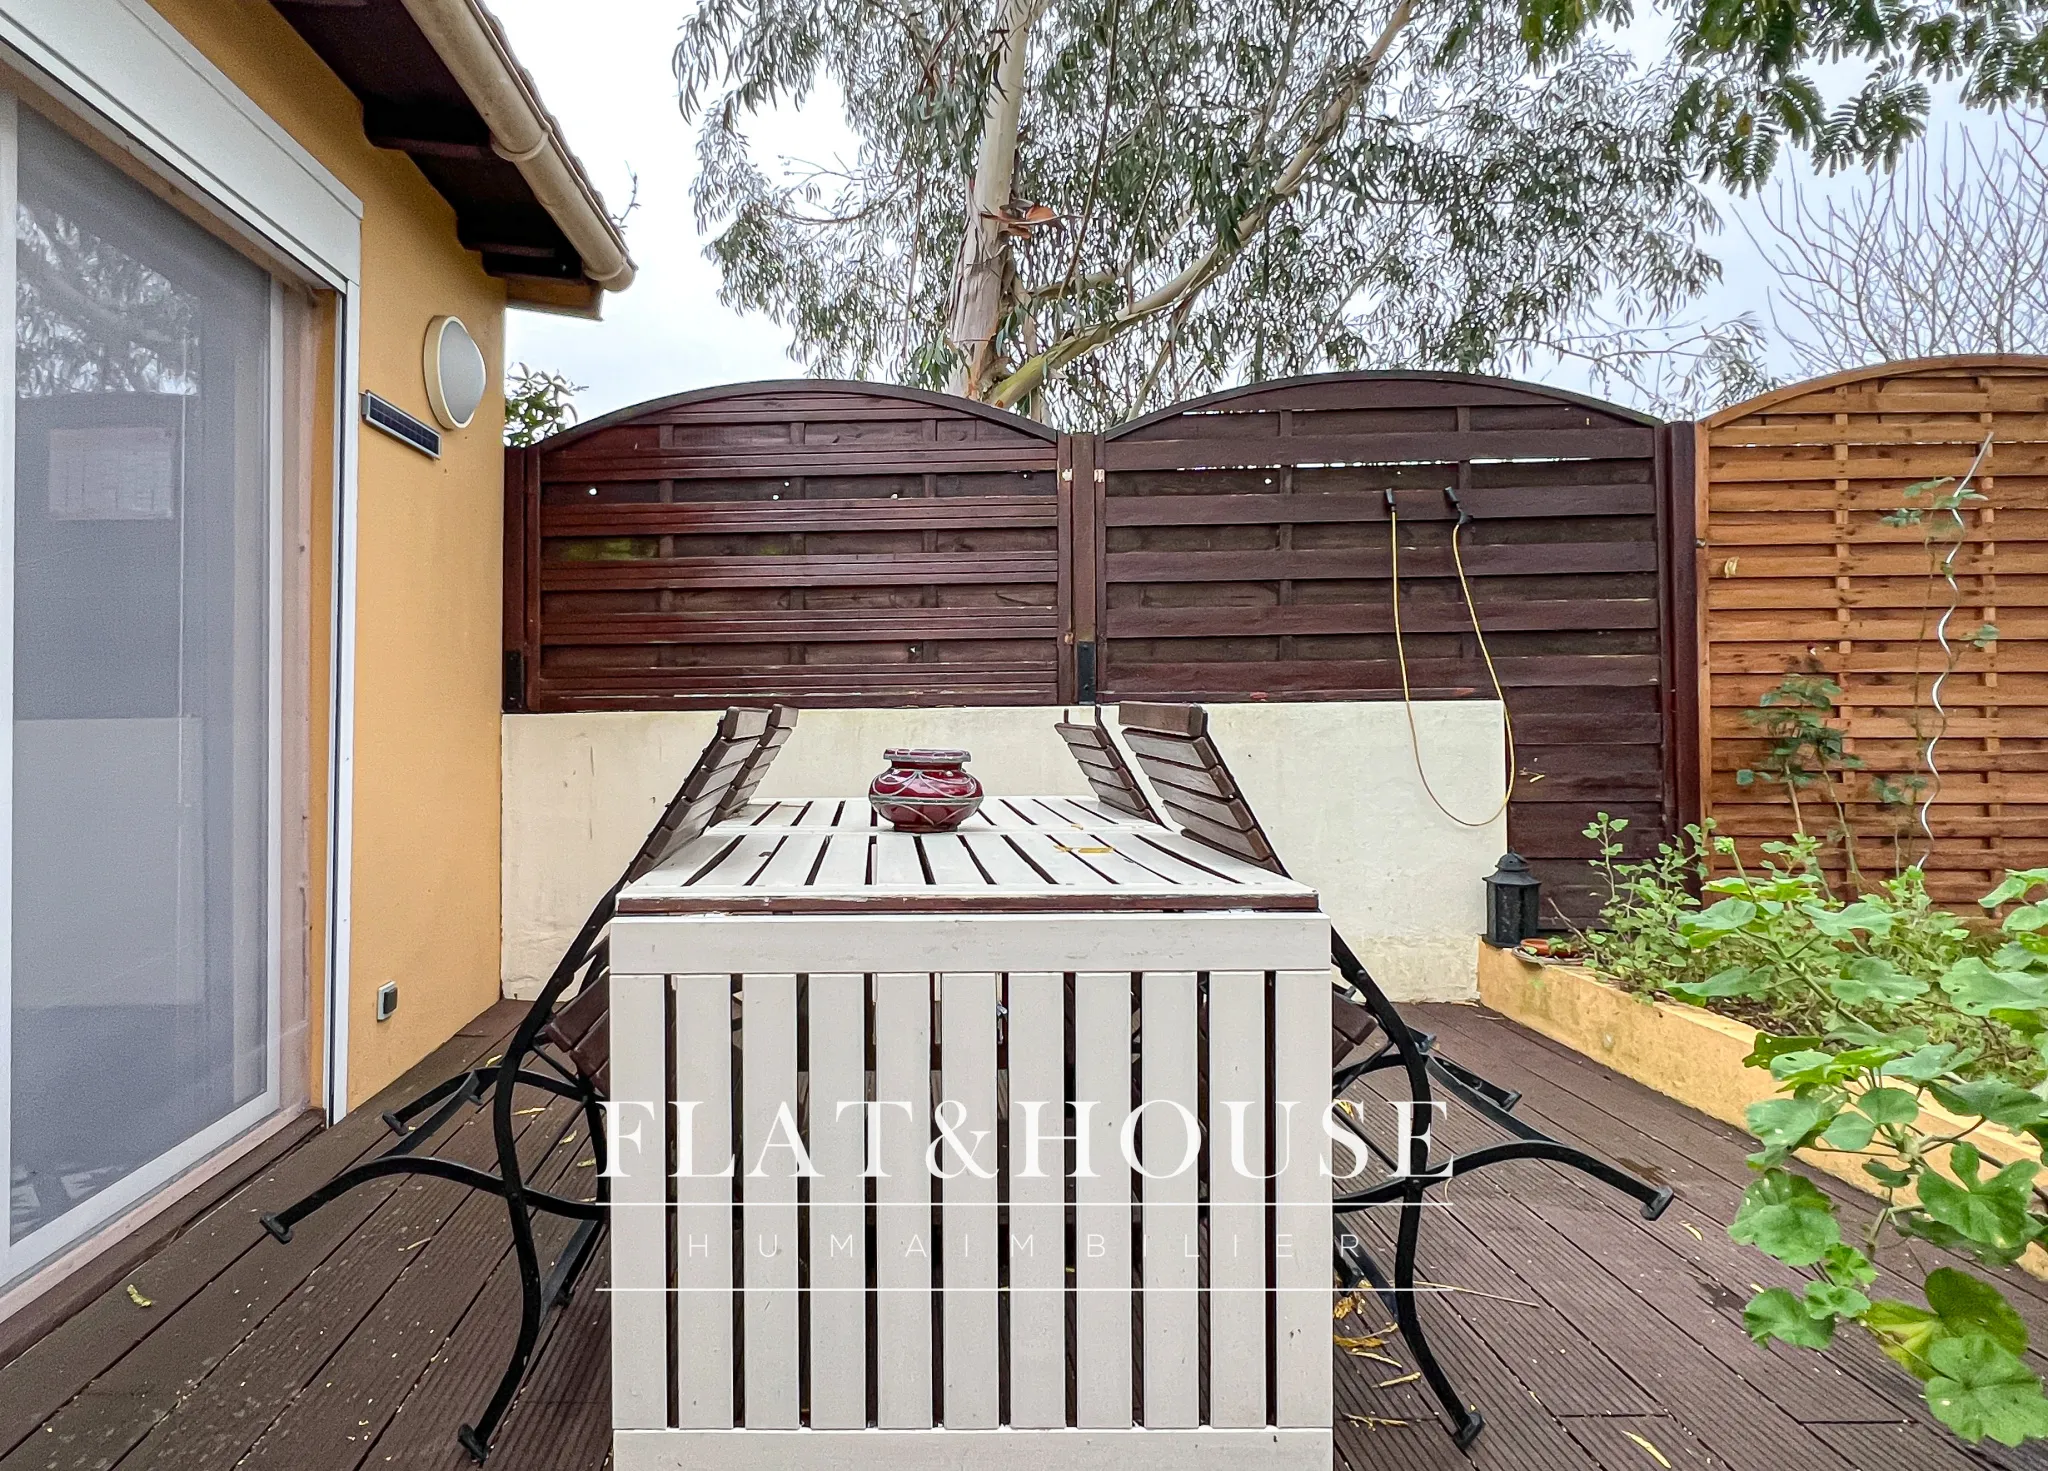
[[396, 0, 634, 297]]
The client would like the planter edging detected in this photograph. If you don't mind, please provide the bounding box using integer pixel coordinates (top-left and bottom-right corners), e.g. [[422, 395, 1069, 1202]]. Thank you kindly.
[[1474, 941, 2048, 1281]]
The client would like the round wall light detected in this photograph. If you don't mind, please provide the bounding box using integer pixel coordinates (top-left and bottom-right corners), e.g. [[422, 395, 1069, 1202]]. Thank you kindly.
[[423, 315, 488, 431]]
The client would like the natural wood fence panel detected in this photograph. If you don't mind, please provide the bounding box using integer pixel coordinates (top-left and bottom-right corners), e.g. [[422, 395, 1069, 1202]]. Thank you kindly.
[[1096, 373, 1686, 924], [505, 382, 1064, 710], [1696, 356, 2048, 903]]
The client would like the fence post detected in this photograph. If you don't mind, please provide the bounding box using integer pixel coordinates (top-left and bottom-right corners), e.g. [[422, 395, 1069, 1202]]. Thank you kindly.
[[1660, 421, 1703, 835], [1062, 433, 1103, 703], [502, 444, 537, 712]]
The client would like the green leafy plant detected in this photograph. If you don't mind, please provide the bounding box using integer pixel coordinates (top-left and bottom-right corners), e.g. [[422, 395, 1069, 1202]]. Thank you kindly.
[[504, 362, 585, 447], [1736, 672, 1864, 882], [1576, 814, 1714, 994], [1583, 856, 2048, 1446]]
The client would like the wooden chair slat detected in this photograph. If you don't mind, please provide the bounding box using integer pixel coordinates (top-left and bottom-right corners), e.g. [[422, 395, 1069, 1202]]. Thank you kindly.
[[1116, 701, 1208, 739], [568, 1023, 610, 1085], [630, 706, 783, 881], [543, 974, 610, 1057], [1053, 718, 1160, 824], [1331, 992, 1382, 1066], [715, 705, 798, 821]]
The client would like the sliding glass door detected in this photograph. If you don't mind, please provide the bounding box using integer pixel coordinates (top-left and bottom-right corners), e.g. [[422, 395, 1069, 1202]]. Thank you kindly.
[[2, 95, 280, 1283]]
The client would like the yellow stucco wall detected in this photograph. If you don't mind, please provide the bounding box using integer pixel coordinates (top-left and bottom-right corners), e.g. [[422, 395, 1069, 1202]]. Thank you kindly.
[[148, 0, 509, 1106]]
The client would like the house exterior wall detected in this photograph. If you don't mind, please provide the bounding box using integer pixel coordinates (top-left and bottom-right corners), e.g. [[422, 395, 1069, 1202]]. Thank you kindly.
[[147, 0, 508, 1106], [503, 702, 1504, 1002]]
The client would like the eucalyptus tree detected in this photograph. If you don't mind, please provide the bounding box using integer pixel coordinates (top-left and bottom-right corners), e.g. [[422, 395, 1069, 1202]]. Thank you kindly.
[[676, 0, 2048, 426]]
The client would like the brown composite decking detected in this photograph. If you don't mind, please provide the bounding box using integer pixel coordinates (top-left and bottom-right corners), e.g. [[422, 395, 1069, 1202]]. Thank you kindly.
[[2, 999, 2045, 1470]]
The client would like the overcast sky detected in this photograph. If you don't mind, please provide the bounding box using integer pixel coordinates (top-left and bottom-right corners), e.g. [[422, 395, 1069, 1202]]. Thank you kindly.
[[493, 0, 1994, 422]]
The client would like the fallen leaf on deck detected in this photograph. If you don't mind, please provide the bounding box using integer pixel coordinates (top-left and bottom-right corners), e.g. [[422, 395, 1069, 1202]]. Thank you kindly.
[[1342, 1413, 1409, 1429], [576, 1158, 596, 1168], [1377, 1372, 1421, 1388], [125, 1284, 152, 1308], [1623, 1430, 1672, 1467], [400, 1238, 432, 1252], [1333, 1294, 1360, 1320], [1682, 1223, 1703, 1242], [516, 1106, 547, 1116]]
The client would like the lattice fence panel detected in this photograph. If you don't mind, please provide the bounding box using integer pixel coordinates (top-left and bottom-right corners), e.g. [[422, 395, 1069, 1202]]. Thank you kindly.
[[1697, 356, 2048, 902]]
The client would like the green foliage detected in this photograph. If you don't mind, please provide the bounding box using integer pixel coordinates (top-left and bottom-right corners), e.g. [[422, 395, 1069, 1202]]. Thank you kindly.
[[1593, 860, 2048, 1447], [504, 363, 584, 448], [1578, 826, 2048, 1445], [1735, 672, 1865, 871], [1576, 814, 1714, 993], [676, 0, 1718, 424], [1926, 1336, 2048, 1446], [674, 0, 2048, 421], [1657, 0, 2048, 189]]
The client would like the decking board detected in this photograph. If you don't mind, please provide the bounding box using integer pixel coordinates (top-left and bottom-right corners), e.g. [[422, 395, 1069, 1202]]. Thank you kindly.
[[6, 999, 2047, 1471]]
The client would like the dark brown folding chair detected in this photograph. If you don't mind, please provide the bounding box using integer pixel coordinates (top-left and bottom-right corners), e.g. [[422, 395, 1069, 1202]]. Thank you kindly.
[[261, 704, 794, 1462], [1111, 701, 1671, 1449], [714, 701, 797, 823]]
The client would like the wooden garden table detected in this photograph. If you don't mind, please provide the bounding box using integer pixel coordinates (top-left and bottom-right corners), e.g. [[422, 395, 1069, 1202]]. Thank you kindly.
[[609, 796, 1332, 1470]]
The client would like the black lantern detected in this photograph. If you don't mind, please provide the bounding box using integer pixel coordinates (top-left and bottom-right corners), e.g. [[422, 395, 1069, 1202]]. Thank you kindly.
[[1484, 852, 1541, 948]]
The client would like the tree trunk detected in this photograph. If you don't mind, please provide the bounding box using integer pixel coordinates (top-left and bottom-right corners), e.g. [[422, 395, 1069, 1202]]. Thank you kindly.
[[944, 0, 1046, 400]]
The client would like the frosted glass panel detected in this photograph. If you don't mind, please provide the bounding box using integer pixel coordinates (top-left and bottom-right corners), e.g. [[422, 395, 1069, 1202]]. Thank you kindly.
[[9, 109, 271, 1249]]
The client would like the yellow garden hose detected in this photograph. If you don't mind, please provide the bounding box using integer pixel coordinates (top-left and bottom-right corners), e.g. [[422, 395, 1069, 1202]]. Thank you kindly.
[[1389, 494, 1515, 828]]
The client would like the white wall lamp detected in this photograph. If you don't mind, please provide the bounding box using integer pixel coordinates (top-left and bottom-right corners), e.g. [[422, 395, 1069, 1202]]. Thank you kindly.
[[423, 314, 488, 431]]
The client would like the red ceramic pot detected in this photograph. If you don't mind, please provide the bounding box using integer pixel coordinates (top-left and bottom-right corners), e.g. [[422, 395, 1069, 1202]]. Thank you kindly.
[[869, 748, 984, 833]]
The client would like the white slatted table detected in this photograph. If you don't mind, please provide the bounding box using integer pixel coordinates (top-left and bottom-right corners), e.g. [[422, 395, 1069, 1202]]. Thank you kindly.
[[610, 797, 1332, 1470]]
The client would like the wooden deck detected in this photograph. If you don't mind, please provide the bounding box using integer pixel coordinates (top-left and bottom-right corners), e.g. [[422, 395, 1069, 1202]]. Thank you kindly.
[[2, 998, 2045, 1470]]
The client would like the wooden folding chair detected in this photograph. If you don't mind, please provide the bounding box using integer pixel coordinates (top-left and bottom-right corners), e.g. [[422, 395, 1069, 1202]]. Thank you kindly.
[[714, 701, 797, 822], [1053, 706, 1160, 822], [1112, 700, 1671, 1449], [260, 704, 793, 1462]]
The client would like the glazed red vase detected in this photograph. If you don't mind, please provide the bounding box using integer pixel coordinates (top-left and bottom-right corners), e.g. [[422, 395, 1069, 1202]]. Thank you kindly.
[[869, 748, 984, 833]]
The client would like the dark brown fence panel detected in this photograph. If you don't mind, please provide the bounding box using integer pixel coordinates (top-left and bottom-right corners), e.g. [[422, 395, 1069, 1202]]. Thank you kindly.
[[1096, 373, 1676, 924], [513, 382, 1064, 710]]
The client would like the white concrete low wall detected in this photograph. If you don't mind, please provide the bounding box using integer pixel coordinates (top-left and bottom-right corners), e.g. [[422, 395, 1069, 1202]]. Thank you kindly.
[[502, 701, 1505, 1002]]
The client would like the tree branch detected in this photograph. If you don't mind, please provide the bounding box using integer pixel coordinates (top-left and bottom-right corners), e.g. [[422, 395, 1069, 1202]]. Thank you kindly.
[[987, 0, 1415, 407]]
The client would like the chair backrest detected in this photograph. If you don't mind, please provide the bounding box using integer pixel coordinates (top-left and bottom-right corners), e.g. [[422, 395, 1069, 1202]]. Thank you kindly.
[[1118, 702, 1396, 1069], [533, 705, 781, 1092], [624, 705, 776, 884], [713, 704, 797, 822], [1115, 702, 1284, 872], [540, 971, 611, 1094], [1053, 710, 1160, 822]]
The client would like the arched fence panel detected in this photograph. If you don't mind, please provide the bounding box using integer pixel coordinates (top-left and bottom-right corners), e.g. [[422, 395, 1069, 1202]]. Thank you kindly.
[[506, 373, 1695, 926], [1697, 356, 2048, 903], [505, 382, 1064, 711], [1092, 373, 1691, 924]]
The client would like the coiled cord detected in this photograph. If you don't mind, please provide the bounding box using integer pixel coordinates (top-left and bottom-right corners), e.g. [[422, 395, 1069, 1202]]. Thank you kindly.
[[1389, 489, 1515, 828]]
